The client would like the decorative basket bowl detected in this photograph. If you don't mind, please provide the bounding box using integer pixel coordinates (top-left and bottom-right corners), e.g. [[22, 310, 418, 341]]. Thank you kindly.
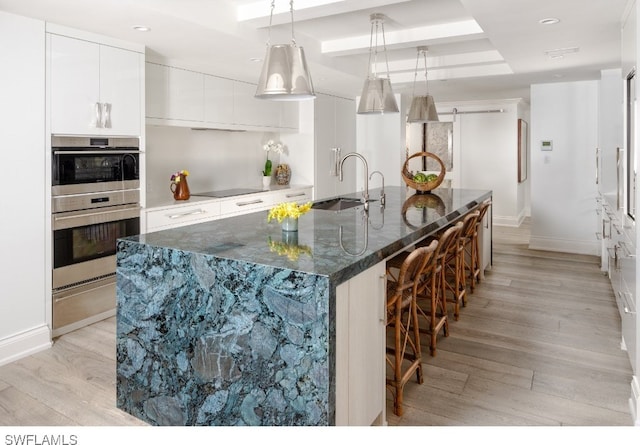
[[401, 151, 446, 192]]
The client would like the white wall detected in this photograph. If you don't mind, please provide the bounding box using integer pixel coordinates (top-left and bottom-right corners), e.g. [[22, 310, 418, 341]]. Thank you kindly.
[[0, 12, 51, 365], [436, 99, 529, 226], [145, 126, 302, 206], [530, 80, 599, 255]]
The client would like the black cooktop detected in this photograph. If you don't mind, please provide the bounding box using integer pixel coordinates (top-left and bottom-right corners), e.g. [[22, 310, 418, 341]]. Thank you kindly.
[[191, 188, 263, 198]]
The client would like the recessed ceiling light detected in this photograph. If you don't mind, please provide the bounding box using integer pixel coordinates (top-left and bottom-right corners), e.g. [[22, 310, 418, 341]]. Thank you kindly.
[[133, 25, 151, 32], [249, 57, 262, 63], [539, 17, 560, 25], [545, 46, 579, 59]]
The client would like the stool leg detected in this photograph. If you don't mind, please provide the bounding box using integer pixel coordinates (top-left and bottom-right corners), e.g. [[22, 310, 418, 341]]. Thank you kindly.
[[472, 231, 481, 285], [456, 247, 466, 316], [411, 296, 424, 384], [468, 236, 476, 293], [394, 304, 402, 415]]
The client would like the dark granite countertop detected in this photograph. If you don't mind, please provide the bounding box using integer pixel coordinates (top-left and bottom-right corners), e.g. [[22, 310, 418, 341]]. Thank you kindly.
[[126, 186, 491, 285]]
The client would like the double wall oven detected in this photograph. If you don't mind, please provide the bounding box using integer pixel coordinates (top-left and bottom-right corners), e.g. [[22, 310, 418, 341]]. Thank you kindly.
[[51, 136, 140, 336]]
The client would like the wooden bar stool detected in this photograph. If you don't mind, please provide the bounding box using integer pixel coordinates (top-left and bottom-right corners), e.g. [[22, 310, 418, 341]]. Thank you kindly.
[[385, 243, 437, 416], [440, 220, 469, 321], [469, 200, 491, 292], [454, 210, 480, 314], [415, 224, 461, 356]]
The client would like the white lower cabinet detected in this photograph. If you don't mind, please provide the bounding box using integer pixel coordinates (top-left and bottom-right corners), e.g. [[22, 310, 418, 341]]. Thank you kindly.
[[145, 186, 312, 233], [604, 205, 638, 377], [335, 261, 386, 426], [145, 201, 221, 233], [269, 188, 312, 205], [219, 194, 273, 217]]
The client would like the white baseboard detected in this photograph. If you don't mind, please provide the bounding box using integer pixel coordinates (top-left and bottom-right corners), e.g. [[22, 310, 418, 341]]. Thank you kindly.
[[0, 325, 52, 367], [528, 235, 600, 256], [631, 376, 640, 426], [493, 215, 522, 227], [493, 209, 528, 227]]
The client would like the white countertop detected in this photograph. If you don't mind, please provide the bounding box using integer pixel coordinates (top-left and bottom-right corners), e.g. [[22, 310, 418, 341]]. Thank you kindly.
[[145, 184, 313, 211]]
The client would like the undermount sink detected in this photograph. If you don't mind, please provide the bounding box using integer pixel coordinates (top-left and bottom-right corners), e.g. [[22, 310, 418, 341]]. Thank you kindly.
[[312, 197, 375, 211]]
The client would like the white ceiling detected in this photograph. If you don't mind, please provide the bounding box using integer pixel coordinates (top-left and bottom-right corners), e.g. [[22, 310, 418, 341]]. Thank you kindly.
[[0, 0, 630, 103]]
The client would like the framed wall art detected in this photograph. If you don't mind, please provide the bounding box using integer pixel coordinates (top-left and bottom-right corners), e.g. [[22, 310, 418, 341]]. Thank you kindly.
[[518, 118, 528, 183]]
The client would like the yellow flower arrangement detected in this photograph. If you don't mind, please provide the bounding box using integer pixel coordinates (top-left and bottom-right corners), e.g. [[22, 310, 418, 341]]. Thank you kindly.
[[170, 170, 190, 183], [267, 201, 312, 223], [267, 238, 313, 261]]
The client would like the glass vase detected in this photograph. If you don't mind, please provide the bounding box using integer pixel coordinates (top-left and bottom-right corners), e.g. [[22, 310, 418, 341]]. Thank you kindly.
[[281, 217, 298, 232]]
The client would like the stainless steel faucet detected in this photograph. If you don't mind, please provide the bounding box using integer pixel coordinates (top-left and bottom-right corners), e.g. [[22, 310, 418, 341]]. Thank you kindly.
[[369, 170, 385, 207], [339, 152, 369, 211]]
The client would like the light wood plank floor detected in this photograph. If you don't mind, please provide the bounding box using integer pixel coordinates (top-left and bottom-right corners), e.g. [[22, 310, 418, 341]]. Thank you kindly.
[[386, 218, 635, 426], [0, 219, 634, 427]]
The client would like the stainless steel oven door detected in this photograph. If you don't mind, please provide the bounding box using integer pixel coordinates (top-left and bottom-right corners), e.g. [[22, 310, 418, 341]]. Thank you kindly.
[[52, 275, 117, 333], [52, 203, 140, 290], [52, 188, 139, 213]]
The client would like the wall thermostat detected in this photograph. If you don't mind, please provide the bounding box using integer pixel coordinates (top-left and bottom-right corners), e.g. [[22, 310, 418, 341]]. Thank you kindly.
[[540, 140, 553, 151]]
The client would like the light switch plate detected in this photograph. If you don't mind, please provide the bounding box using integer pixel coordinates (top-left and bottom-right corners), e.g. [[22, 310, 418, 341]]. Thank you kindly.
[[541, 140, 553, 151]]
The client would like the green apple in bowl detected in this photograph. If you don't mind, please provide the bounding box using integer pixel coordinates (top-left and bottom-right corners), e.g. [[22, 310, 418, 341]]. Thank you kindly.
[[413, 172, 428, 183]]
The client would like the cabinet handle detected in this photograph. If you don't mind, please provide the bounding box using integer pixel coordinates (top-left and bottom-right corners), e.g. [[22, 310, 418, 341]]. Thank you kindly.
[[379, 274, 386, 323], [92, 102, 102, 128], [286, 192, 306, 198], [619, 241, 636, 258], [602, 219, 611, 239], [619, 292, 637, 315], [611, 222, 621, 235], [596, 232, 602, 240], [595, 147, 599, 185], [236, 199, 263, 206], [616, 147, 622, 210], [330, 147, 341, 176], [608, 245, 620, 270], [101, 102, 112, 128], [167, 209, 206, 219]]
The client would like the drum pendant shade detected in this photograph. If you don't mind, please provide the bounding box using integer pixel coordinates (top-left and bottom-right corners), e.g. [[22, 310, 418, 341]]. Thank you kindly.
[[255, 0, 315, 101], [358, 77, 399, 114], [357, 13, 398, 114], [255, 44, 315, 100], [407, 95, 439, 122], [407, 46, 439, 122]]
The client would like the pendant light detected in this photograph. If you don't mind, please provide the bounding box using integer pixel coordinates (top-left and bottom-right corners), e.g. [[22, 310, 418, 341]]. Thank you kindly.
[[357, 13, 399, 114], [407, 46, 439, 122], [255, 0, 315, 100]]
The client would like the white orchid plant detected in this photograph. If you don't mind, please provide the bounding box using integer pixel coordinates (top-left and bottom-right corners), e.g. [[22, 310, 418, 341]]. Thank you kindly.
[[262, 140, 283, 176]]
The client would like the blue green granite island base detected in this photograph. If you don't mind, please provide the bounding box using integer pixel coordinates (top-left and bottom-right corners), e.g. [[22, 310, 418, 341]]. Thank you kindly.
[[116, 244, 332, 426], [116, 186, 492, 426]]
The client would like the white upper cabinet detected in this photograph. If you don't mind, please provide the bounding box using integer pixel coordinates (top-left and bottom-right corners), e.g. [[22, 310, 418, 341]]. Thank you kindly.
[[169, 67, 204, 122], [204, 74, 234, 125], [146, 62, 299, 132], [314, 93, 356, 200], [145, 61, 169, 119], [49, 33, 143, 136], [233, 81, 279, 128]]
